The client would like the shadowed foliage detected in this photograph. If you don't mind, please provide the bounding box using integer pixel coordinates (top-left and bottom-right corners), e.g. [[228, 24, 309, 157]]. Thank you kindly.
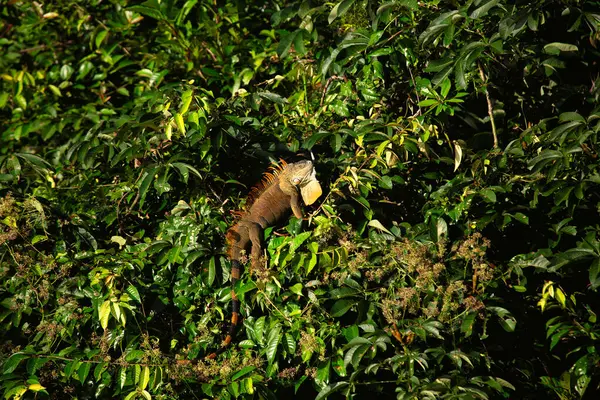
[[1, 0, 600, 399]]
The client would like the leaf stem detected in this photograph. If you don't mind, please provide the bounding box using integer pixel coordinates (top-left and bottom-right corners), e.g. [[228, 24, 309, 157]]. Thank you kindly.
[[478, 63, 498, 148]]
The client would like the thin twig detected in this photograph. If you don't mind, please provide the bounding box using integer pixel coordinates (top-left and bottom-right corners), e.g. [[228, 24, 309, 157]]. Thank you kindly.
[[320, 75, 346, 107], [383, 30, 402, 45], [478, 62, 498, 148], [257, 287, 293, 325], [406, 63, 422, 117], [19, 40, 74, 53], [202, 42, 217, 62]]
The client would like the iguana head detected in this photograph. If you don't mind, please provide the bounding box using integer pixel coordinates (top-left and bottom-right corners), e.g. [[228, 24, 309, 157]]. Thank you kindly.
[[284, 160, 323, 205]]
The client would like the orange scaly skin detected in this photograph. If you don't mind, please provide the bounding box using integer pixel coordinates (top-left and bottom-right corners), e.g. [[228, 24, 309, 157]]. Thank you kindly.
[[206, 159, 321, 359]]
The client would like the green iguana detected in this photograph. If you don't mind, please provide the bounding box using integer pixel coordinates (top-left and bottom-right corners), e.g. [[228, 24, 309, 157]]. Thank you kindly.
[[206, 159, 322, 359]]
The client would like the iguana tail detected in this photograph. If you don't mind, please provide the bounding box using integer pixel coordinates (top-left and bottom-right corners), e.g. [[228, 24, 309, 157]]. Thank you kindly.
[[206, 259, 241, 359]]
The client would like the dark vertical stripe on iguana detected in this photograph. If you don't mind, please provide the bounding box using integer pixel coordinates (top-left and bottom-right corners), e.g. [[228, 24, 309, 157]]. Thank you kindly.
[[229, 259, 241, 341]]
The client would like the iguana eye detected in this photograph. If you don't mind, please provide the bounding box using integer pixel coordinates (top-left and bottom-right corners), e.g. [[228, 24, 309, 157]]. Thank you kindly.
[[292, 177, 301, 185]]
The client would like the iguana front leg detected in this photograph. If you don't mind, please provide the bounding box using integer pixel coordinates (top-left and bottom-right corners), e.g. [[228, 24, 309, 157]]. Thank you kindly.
[[290, 192, 303, 219], [248, 222, 263, 271]]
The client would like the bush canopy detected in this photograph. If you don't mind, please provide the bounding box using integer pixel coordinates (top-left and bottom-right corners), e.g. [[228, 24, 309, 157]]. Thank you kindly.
[[1, 0, 600, 399]]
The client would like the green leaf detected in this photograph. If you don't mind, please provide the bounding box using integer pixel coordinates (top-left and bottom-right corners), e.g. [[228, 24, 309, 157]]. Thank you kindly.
[[138, 167, 158, 209], [303, 131, 331, 150], [554, 186, 574, 206], [527, 150, 562, 170], [315, 382, 349, 400], [418, 99, 438, 107], [60, 64, 73, 80], [330, 299, 357, 317], [548, 121, 584, 142], [3, 386, 27, 399], [329, 100, 350, 117], [95, 30, 108, 48], [461, 312, 477, 337], [94, 362, 108, 382], [126, 286, 141, 303], [329, 287, 359, 299], [315, 359, 331, 387], [488, 306, 517, 332], [64, 360, 80, 379], [0, 174, 15, 181], [124, 391, 137, 400], [560, 248, 596, 261], [175, 113, 186, 134], [384, 0, 418, 13], [134, 364, 141, 385], [26, 357, 48, 375], [78, 362, 91, 384], [0, 92, 9, 108], [277, 30, 299, 58], [208, 256, 216, 287], [423, 320, 444, 339], [125, 350, 145, 363], [139, 366, 150, 390], [544, 42, 578, 55], [590, 258, 600, 290], [31, 235, 47, 245], [254, 317, 266, 344], [367, 219, 392, 235], [111, 235, 126, 248], [257, 91, 287, 104], [425, 57, 454, 73], [15, 93, 27, 109], [265, 326, 281, 365], [293, 29, 306, 54], [128, 5, 165, 20], [480, 188, 496, 202], [231, 366, 256, 381], [118, 367, 127, 389], [526, 256, 549, 270], [527, 13, 539, 31], [307, 253, 317, 275], [172, 162, 202, 180], [328, 0, 356, 24], [76, 61, 94, 81], [99, 300, 111, 330], [513, 212, 529, 225], [16, 152, 51, 168], [559, 112, 585, 122], [48, 84, 61, 96], [470, 0, 500, 19], [290, 231, 311, 253], [321, 47, 341, 76], [179, 89, 193, 115], [283, 333, 297, 355], [28, 383, 46, 392], [419, 19, 450, 46], [289, 283, 303, 296], [379, 175, 393, 189], [3, 353, 28, 373]]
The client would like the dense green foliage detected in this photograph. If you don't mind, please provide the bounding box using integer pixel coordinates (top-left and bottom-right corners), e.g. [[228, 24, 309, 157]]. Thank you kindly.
[[2, 0, 600, 398]]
